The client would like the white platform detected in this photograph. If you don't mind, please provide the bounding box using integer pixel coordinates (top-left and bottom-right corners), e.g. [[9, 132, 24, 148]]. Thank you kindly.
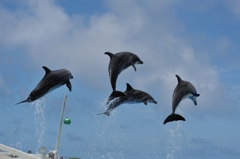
[[0, 144, 42, 159]]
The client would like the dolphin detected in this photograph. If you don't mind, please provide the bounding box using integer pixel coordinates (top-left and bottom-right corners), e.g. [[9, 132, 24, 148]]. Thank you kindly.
[[105, 51, 143, 104], [16, 66, 73, 105], [98, 83, 157, 116], [163, 75, 200, 125]]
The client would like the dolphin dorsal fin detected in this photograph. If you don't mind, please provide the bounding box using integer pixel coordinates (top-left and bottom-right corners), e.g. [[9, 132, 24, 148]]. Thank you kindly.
[[104, 52, 114, 59], [126, 83, 133, 91], [42, 66, 51, 75], [175, 75, 182, 83]]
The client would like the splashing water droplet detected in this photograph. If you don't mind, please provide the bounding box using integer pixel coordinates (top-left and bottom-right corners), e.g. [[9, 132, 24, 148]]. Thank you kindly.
[[165, 108, 184, 159], [32, 98, 46, 151], [89, 100, 126, 159]]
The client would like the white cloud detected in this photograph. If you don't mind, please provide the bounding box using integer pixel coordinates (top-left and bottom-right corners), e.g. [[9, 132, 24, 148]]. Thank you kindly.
[[225, 0, 240, 19], [1, 1, 240, 159], [0, 0, 237, 119]]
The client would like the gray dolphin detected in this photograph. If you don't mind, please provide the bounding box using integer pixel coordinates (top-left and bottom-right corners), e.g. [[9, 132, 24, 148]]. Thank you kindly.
[[16, 66, 73, 105], [163, 75, 200, 125], [98, 83, 157, 116], [105, 51, 143, 104]]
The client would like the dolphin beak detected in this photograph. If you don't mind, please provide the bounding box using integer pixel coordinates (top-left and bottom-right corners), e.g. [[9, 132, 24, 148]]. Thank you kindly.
[[139, 60, 143, 64], [150, 99, 157, 104]]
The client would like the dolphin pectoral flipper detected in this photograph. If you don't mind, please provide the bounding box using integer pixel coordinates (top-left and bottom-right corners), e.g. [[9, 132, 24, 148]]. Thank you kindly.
[[132, 64, 137, 71], [193, 99, 197, 105], [163, 113, 185, 125], [143, 100, 147, 105], [66, 80, 72, 92]]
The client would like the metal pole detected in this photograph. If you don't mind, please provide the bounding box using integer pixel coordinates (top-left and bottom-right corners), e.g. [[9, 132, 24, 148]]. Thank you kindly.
[[55, 96, 67, 159]]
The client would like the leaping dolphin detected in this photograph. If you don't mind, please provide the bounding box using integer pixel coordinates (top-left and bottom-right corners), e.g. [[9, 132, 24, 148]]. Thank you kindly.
[[98, 83, 157, 116], [16, 66, 73, 105], [105, 51, 143, 104], [163, 75, 200, 125]]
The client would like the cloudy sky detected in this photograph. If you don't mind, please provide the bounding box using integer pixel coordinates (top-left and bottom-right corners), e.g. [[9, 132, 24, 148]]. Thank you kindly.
[[0, 0, 240, 158]]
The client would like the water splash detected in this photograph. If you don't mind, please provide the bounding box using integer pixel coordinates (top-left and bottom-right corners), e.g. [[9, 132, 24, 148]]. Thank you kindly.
[[12, 115, 29, 151], [14, 125, 25, 151], [89, 99, 126, 159], [32, 98, 47, 151], [164, 109, 184, 159]]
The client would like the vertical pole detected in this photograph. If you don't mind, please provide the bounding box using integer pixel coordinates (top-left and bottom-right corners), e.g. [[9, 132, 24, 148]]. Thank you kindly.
[[55, 96, 67, 159]]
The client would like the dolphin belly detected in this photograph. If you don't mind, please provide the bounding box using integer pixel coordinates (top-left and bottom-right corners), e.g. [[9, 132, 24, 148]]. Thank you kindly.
[[48, 84, 63, 93], [181, 93, 192, 100], [125, 99, 143, 104], [181, 93, 197, 105]]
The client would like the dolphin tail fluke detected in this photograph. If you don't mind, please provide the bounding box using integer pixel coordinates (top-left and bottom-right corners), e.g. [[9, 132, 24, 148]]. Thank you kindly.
[[106, 90, 126, 105], [163, 113, 185, 125], [15, 99, 28, 105]]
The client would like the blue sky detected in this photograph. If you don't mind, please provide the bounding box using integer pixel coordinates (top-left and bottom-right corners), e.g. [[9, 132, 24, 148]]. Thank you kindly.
[[0, 0, 240, 158]]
